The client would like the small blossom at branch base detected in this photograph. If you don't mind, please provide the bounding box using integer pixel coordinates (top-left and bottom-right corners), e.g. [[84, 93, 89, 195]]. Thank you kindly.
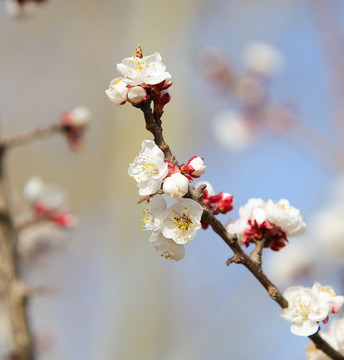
[[153, 89, 171, 118], [128, 140, 169, 196], [280, 282, 344, 337], [306, 316, 344, 360], [181, 156, 206, 178], [105, 78, 128, 105], [6, 0, 47, 17], [127, 86, 147, 105], [195, 181, 215, 197], [160, 198, 203, 245], [61, 106, 91, 151], [162, 173, 189, 199]]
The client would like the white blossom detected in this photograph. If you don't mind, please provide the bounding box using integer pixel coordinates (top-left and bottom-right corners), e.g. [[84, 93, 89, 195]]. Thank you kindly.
[[280, 282, 344, 336], [160, 198, 203, 245], [140, 195, 184, 260], [127, 86, 147, 104], [6, 0, 41, 17], [105, 78, 128, 105], [162, 173, 189, 199], [265, 199, 306, 237], [128, 140, 169, 196], [212, 110, 254, 151], [242, 41, 283, 77], [117, 52, 171, 86], [184, 156, 206, 177]]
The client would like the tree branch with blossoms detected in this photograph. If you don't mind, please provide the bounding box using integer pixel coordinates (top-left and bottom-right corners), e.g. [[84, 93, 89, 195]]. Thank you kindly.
[[0, 106, 90, 360], [106, 45, 344, 360]]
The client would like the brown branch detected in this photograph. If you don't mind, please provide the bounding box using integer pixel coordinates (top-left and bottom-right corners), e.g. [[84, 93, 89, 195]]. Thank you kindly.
[[0, 150, 35, 360], [140, 100, 344, 360], [0, 123, 63, 149], [249, 238, 266, 267]]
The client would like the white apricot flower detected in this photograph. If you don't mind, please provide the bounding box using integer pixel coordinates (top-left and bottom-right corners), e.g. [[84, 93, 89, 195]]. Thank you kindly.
[[162, 173, 189, 199], [128, 140, 169, 196], [306, 316, 344, 359], [140, 195, 184, 260], [105, 77, 128, 105], [117, 51, 171, 86], [160, 198, 203, 245], [242, 41, 283, 77], [280, 282, 344, 336], [212, 110, 254, 151], [265, 199, 306, 237]]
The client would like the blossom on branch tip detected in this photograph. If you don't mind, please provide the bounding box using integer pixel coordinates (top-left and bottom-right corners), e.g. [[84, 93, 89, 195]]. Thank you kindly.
[[61, 106, 91, 151], [128, 140, 169, 196], [127, 86, 147, 105], [280, 282, 344, 337], [117, 50, 171, 86], [162, 173, 189, 199], [181, 156, 206, 178]]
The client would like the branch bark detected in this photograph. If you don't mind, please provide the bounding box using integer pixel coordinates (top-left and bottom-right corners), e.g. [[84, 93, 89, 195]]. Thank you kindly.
[[0, 148, 35, 360]]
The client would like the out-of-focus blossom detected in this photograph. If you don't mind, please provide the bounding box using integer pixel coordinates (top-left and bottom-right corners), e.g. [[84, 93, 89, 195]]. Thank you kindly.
[[153, 232, 185, 261], [6, 0, 46, 17], [0, 302, 12, 359], [61, 106, 91, 151], [265, 241, 316, 286], [181, 156, 206, 178], [23, 177, 76, 228], [227, 198, 305, 251], [306, 316, 344, 359], [160, 198, 203, 245], [105, 78, 128, 105], [311, 207, 344, 261], [128, 140, 169, 196], [162, 173, 189, 199], [194, 180, 215, 197], [212, 110, 255, 151], [280, 282, 344, 336], [242, 41, 283, 77]]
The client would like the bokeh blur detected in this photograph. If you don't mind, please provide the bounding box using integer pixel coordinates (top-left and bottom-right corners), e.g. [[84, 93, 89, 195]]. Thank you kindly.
[[1, 0, 344, 359]]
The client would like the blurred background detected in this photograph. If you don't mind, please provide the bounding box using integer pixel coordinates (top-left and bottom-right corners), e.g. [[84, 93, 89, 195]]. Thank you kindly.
[[0, 0, 344, 359]]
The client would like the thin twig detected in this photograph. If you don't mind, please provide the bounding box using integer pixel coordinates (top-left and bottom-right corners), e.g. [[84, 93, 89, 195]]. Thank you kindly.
[[0, 123, 63, 149]]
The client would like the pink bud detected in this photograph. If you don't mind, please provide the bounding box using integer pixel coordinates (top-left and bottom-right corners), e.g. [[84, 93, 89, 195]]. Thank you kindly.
[[181, 156, 206, 178]]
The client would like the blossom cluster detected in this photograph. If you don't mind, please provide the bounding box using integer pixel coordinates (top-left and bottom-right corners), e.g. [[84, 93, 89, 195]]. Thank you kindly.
[[6, 0, 47, 17], [280, 282, 344, 337], [24, 177, 75, 228], [106, 45, 172, 117], [227, 198, 306, 250], [127, 140, 208, 259]]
